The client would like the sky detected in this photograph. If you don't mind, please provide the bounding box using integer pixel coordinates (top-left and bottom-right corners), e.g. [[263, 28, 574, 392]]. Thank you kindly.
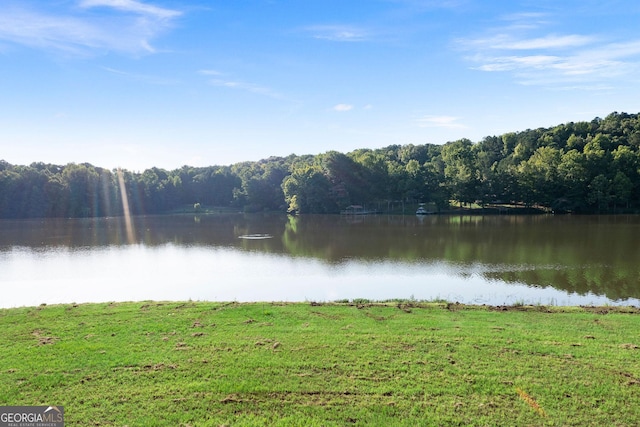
[[2, 0, 640, 171]]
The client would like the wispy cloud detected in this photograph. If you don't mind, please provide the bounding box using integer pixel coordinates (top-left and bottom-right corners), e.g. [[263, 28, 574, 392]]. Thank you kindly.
[[198, 69, 224, 76], [201, 71, 284, 100], [209, 79, 282, 98], [303, 25, 370, 42], [467, 34, 595, 51], [79, 0, 181, 20], [0, 8, 96, 54], [457, 12, 640, 89], [498, 12, 550, 31], [417, 115, 466, 129], [333, 104, 354, 112], [0, 1, 182, 55], [102, 66, 178, 85], [383, 0, 471, 11]]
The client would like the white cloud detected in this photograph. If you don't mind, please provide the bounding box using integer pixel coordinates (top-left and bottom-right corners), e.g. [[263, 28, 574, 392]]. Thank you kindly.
[[79, 0, 182, 20], [0, 1, 181, 55], [467, 34, 594, 51], [0, 8, 96, 54], [498, 12, 550, 30], [474, 54, 561, 72], [503, 35, 593, 50], [198, 69, 224, 76], [384, 0, 471, 11], [333, 104, 354, 112], [417, 115, 466, 129], [304, 25, 370, 42], [207, 77, 284, 100], [102, 66, 178, 84], [457, 12, 640, 89]]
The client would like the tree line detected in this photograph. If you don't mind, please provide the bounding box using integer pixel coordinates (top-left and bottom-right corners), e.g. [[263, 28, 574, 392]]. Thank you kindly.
[[2, 111, 640, 219]]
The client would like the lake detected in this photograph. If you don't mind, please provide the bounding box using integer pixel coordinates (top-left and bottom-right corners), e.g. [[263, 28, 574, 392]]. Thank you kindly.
[[1, 213, 639, 308]]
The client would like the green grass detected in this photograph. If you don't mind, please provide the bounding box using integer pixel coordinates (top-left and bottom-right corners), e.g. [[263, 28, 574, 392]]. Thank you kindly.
[[1, 301, 639, 426]]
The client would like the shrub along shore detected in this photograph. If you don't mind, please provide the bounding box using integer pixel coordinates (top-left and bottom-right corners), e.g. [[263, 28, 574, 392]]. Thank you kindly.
[[1, 301, 639, 426]]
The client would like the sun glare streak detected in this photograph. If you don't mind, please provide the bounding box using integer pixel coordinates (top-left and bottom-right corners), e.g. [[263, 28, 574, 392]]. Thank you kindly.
[[117, 168, 135, 244]]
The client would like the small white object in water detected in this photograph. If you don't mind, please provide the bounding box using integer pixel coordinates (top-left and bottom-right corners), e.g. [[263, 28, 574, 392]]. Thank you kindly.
[[238, 234, 273, 240]]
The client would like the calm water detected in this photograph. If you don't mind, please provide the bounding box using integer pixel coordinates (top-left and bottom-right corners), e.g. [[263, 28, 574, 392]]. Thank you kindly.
[[1, 214, 639, 308]]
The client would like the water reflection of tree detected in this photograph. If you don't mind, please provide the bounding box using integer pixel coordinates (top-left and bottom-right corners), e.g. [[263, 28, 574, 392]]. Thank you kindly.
[[280, 214, 640, 301], [2, 214, 638, 301], [483, 264, 639, 301]]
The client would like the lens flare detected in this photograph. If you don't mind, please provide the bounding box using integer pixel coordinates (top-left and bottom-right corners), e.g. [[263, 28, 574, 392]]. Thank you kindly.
[[117, 169, 135, 244]]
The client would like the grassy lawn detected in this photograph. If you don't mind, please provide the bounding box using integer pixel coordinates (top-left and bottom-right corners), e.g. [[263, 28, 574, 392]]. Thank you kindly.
[[1, 301, 639, 426]]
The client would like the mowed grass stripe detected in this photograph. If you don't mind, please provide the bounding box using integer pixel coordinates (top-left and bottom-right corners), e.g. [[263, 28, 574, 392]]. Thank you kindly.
[[0, 301, 639, 426]]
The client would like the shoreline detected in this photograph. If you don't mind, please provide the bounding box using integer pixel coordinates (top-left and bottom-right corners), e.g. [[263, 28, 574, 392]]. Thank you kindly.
[[3, 299, 640, 312]]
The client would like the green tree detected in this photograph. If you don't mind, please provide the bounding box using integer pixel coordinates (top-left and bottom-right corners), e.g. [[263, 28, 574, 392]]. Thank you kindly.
[[441, 139, 479, 206], [558, 149, 589, 211], [350, 149, 391, 202], [612, 172, 633, 211], [62, 163, 100, 217], [516, 146, 562, 207], [583, 134, 611, 177], [320, 151, 368, 208], [587, 174, 612, 213], [282, 164, 335, 213]]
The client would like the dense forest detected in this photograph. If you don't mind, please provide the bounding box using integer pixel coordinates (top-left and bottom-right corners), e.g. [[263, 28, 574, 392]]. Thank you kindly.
[[2, 111, 640, 219]]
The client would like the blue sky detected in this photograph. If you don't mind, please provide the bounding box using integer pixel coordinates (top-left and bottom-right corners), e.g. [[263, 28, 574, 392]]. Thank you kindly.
[[2, 0, 640, 171]]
